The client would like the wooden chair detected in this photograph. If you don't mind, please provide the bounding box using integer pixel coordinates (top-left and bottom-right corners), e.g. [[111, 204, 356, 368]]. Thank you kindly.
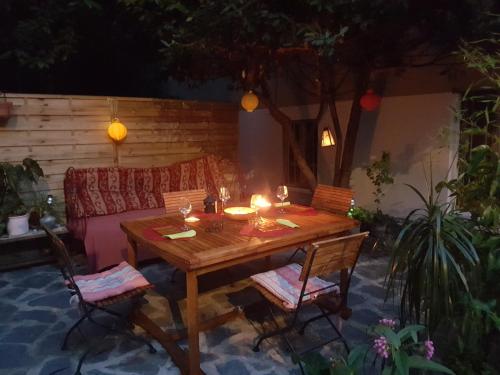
[[287, 184, 354, 263], [250, 232, 368, 374], [162, 189, 206, 214], [42, 225, 156, 374], [163, 189, 207, 282], [311, 184, 354, 215]]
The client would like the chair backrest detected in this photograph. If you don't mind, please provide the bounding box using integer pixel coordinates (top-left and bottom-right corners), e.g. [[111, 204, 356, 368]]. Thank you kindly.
[[301, 232, 368, 281], [162, 189, 206, 214], [311, 184, 353, 215], [42, 225, 87, 308]]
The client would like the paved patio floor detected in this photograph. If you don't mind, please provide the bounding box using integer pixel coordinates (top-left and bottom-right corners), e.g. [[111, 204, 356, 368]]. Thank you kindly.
[[0, 250, 396, 375]]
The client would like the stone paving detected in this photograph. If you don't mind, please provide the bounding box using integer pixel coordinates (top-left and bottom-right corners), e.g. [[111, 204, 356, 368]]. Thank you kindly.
[[0, 251, 396, 375]]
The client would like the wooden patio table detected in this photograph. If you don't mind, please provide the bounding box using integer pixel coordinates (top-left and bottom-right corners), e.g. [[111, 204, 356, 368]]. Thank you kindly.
[[120, 205, 358, 375]]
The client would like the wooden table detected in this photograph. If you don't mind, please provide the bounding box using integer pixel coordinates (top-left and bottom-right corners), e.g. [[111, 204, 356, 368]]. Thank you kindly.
[[121, 206, 357, 375]]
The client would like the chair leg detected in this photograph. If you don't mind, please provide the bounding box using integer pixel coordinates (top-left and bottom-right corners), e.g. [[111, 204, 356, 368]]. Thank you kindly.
[[87, 315, 157, 354], [320, 307, 349, 353], [61, 313, 89, 350], [297, 311, 327, 335], [285, 247, 305, 264], [253, 302, 295, 352], [170, 268, 180, 283]]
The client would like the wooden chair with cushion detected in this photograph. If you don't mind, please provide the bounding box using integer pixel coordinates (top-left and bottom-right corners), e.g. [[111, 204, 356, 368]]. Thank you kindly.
[[163, 189, 207, 282], [42, 225, 156, 374], [311, 184, 354, 215], [250, 232, 368, 374], [162, 189, 206, 214], [287, 185, 355, 264]]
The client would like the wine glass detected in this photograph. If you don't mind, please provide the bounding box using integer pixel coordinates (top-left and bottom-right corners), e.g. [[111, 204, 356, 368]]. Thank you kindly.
[[178, 197, 192, 231], [218, 186, 231, 214], [276, 185, 288, 213]]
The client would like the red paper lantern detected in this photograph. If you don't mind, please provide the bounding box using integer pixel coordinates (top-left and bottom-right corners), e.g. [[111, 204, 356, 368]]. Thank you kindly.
[[360, 89, 381, 111]]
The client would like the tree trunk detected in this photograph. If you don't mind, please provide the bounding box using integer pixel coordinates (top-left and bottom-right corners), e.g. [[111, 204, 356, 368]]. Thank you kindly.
[[328, 99, 343, 186], [337, 69, 371, 187], [259, 82, 318, 191]]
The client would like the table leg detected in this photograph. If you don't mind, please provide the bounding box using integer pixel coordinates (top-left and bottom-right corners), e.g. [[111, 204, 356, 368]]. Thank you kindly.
[[186, 271, 201, 375], [127, 236, 138, 268]]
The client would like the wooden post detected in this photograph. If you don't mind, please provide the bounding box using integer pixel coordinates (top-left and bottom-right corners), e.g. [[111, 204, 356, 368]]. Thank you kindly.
[[186, 271, 201, 375]]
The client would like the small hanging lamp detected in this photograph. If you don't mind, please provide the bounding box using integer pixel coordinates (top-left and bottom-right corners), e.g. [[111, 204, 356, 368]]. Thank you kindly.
[[107, 98, 127, 143], [108, 118, 127, 142], [321, 128, 335, 147], [360, 89, 381, 112], [241, 90, 259, 112]]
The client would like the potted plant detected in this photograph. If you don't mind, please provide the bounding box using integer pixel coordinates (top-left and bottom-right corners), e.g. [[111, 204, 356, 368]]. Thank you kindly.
[[366, 151, 394, 234], [299, 319, 454, 375], [385, 182, 479, 332], [0, 158, 45, 236]]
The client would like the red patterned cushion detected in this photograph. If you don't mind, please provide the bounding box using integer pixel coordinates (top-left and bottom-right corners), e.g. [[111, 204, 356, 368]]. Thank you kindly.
[[64, 155, 225, 219]]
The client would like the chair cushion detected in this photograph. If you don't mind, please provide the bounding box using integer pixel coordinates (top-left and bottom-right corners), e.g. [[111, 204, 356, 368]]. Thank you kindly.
[[250, 263, 339, 310], [72, 261, 151, 303]]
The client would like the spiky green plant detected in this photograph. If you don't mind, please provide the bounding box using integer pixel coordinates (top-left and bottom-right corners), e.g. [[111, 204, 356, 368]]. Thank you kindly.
[[386, 183, 479, 333]]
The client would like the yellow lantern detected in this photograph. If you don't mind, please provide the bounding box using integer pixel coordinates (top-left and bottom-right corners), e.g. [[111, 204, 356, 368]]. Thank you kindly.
[[321, 128, 335, 147], [107, 118, 127, 142], [241, 90, 259, 112]]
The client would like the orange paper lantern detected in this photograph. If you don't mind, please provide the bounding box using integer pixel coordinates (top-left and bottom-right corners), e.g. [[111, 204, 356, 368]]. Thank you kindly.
[[107, 118, 127, 142], [241, 90, 259, 112], [360, 89, 381, 111]]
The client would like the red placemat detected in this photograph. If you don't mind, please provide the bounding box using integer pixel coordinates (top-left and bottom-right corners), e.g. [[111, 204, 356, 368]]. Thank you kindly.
[[239, 224, 295, 238]]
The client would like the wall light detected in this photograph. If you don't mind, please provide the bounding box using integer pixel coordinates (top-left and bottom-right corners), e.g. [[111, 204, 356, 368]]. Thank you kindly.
[[321, 128, 335, 147]]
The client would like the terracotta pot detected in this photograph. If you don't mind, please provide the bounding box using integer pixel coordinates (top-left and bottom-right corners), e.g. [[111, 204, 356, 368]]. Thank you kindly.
[[7, 212, 30, 236]]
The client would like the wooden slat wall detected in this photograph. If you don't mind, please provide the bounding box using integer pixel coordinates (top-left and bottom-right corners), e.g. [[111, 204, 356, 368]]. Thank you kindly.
[[1, 93, 239, 219]]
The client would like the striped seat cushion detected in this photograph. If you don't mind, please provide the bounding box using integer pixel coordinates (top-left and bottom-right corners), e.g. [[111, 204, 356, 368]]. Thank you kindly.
[[251, 263, 339, 310], [72, 262, 151, 303]]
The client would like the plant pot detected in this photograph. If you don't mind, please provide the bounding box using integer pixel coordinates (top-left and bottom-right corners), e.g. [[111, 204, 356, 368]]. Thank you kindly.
[[0, 102, 13, 119], [7, 213, 30, 236]]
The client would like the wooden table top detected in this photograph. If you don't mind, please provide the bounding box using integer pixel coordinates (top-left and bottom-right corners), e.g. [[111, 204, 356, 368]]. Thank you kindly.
[[120, 206, 358, 273]]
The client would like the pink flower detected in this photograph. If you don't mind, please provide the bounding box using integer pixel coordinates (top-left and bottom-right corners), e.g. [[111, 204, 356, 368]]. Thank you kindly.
[[373, 336, 390, 359], [424, 340, 435, 360], [378, 318, 397, 329]]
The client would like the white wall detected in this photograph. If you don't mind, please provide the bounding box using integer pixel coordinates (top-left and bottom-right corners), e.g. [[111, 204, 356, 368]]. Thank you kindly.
[[239, 92, 459, 217], [350, 93, 459, 217]]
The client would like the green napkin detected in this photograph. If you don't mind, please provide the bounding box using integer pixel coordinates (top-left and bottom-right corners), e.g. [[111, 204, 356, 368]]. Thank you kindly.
[[276, 219, 300, 228], [163, 229, 196, 239], [273, 201, 291, 207]]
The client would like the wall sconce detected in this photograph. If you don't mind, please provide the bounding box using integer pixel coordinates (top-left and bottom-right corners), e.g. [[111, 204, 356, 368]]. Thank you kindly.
[[241, 90, 259, 112], [107, 98, 127, 143], [321, 128, 335, 147]]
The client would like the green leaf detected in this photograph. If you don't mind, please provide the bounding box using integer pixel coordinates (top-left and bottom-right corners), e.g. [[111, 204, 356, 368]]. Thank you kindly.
[[397, 325, 424, 343], [394, 350, 409, 375], [408, 355, 455, 374]]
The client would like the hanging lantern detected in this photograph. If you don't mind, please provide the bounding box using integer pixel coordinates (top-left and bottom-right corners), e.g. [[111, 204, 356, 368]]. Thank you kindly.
[[241, 90, 259, 112], [321, 128, 335, 147], [360, 89, 381, 112], [107, 118, 127, 142]]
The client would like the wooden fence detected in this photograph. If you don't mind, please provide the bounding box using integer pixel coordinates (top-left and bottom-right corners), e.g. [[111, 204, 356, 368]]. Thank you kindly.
[[1, 93, 239, 218]]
